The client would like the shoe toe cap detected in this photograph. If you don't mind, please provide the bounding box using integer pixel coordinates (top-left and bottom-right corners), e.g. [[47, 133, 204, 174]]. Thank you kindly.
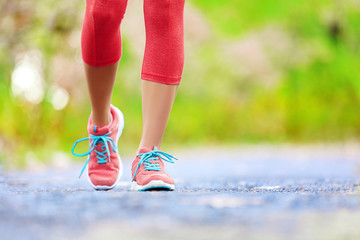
[[88, 170, 119, 187], [138, 173, 174, 186]]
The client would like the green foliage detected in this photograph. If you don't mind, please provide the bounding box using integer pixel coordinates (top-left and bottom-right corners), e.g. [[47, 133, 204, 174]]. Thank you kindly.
[[190, 0, 327, 37], [0, 0, 360, 167], [186, 0, 360, 141]]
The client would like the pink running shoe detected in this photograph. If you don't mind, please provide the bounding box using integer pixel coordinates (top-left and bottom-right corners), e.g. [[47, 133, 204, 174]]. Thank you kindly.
[[131, 147, 178, 191], [72, 105, 124, 190]]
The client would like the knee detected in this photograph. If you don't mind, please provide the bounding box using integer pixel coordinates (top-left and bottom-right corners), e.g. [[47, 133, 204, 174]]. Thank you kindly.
[[86, 0, 127, 24], [144, 0, 185, 22]]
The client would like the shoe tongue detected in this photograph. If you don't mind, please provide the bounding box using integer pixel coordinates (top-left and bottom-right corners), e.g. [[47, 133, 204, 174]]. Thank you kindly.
[[89, 125, 110, 136], [138, 147, 153, 154]]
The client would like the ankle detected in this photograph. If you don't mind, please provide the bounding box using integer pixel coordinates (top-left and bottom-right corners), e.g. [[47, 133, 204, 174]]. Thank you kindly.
[[91, 112, 112, 127], [136, 144, 161, 155]]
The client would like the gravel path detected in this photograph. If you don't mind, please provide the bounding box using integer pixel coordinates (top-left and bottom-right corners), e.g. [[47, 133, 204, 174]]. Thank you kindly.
[[1, 145, 360, 240]]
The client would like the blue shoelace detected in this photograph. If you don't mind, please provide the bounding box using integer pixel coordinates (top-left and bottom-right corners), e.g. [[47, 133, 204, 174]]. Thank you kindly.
[[72, 131, 117, 178], [132, 147, 178, 181]]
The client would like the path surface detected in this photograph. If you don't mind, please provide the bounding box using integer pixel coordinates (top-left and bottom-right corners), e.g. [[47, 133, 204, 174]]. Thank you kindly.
[[1, 145, 360, 240]]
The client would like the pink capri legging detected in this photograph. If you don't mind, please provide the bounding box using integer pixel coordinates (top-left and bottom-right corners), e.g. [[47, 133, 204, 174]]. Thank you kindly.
[[81, 0, 185, 85]]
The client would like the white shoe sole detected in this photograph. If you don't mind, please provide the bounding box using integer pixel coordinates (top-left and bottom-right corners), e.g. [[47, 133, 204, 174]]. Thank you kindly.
[[87, 105, 125, 191], [131, 180, 175, 191]]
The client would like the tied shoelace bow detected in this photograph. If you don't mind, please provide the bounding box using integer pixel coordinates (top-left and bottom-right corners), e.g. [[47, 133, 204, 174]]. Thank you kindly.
[[132, 147, 178, 181], [72, 131, 117, 178]]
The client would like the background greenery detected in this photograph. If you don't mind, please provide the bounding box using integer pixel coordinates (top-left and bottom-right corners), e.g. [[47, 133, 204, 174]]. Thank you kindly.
[[0, 0, 359, 167]]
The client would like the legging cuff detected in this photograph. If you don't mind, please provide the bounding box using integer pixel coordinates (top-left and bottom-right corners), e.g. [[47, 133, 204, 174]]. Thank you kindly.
[[82, 57, 121, 68], [141, 72, 181, 85]]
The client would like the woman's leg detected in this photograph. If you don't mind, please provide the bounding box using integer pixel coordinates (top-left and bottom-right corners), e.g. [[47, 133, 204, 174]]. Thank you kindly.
[[139, 81, 179, 150], [81, 0, 128, 126], [138, 0, 185, 152], [73, 0, 128, 190], [84, 62, 118, 126]]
